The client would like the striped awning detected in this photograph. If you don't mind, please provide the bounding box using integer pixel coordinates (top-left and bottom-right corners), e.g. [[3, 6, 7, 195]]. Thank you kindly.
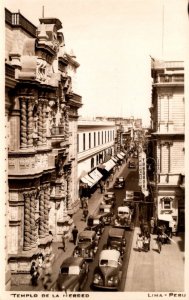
[[103, 159, 116, 171], [117, 153, 124, 160], [89, 168, 103, 182]]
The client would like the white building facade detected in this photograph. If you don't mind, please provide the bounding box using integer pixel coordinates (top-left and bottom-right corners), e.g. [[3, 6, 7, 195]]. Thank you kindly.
[[77, 118, 116, 194], [150, 60, 185, 232]]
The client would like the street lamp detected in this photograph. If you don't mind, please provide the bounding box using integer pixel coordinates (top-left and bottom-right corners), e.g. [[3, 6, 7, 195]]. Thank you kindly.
[[146, 157, 158, 221]]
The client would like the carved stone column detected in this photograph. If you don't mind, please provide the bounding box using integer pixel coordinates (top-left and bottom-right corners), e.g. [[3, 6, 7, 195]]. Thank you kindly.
[[37, 100, 43, 146], [39, 187, 45, 238], [20, 97, 28, 149], [30, 191, 37, 248], [44, 183, 50, 236], [23, 192, 32, 251], [27, 97, 35, 148], [66, 169, 72, 211], [42, 100, 47, 145]]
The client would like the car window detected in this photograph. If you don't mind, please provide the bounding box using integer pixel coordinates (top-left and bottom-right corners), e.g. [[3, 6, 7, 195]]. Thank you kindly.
[[78, 238, 91, 243], [68, 266, 80, 275], [93, 219, 100, 224], [60, 267, 69, 274], [100, 259, 117, 268]]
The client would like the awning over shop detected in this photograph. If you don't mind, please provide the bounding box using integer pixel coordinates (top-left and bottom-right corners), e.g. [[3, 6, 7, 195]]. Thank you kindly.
[[158, 214, 172, 222], [111, 156, 118, 162], [117, 153, 124, 160], [120, 151, 126, 157], [80, 176, 93, 187], [89, 168, 103, 182], [103, 159, 116, 171]]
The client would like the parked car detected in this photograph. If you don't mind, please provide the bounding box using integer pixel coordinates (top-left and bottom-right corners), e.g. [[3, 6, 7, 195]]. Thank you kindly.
[[98, 204, 114, 225], [113, 206, 132, 229], [106, 227, 127, 257], [129, 160, 136, 168], [101, 192, 116, 207], [73, 230, 98, 261], [92, 249, 122, 290], [113, 177, 125, 189], [85, 214, 105, 235], [55, 257, 89, 291]]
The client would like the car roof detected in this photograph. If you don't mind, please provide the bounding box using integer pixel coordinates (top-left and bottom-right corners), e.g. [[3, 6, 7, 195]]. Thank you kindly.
[[118, 206, 130, 212], [60, 257, 84, 267], [105, 192, 115, 195], [79, 230, 96, 238], [99, 249, 120, 261], [108, 227, 125, 237], [100, 204, 112, 208]]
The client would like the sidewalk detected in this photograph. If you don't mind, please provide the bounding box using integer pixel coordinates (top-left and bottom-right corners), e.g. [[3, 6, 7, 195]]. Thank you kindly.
[[11, 160, 126, 291], [124, 226, 185, 292]]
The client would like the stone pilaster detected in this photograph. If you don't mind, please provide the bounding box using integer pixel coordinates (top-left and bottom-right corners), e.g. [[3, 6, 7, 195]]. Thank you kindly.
[[42, 100, 47, 145], [44, 183, 50, 236], [37, 100, 43, 146], [30, 191, 37, 248], [39, 187, 45, 238], [23, 192, 32, 251], [27, 97, 35, 148], [20, 97, 27, 149]]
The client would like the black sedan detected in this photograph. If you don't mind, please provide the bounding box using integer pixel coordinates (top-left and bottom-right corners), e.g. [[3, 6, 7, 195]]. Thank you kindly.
[[113, 177, 125, 189], [56, 257, 89, 291]]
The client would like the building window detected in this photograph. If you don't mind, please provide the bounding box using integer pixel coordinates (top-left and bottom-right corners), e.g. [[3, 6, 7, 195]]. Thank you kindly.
[[77, 134, 79, 153], [89, 133, 91, 149], [83, 133, 85, 151], [98, 132, 100, 145], [161, 197, 173, 210], [94, 132, 96, 147], [91, 157, 94, 169]]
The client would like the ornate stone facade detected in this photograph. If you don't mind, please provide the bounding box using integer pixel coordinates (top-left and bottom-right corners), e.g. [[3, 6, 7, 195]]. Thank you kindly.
[[5, 8, 82, 288]]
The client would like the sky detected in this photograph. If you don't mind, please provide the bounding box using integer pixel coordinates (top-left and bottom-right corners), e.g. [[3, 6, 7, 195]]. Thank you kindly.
[[4, 0, 189, 126]]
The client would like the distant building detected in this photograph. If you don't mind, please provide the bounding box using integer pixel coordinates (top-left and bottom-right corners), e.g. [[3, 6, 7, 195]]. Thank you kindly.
[[5, 8, 82, 287], [150, 59, 185, 231], [77, 118, 116, 196]]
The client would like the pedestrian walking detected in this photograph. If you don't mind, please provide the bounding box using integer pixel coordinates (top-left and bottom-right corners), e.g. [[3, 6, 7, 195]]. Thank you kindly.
[[150, 217, 155, 234], [62, 232, 66, 252], [136, 233, 143, 252], [30, 261, 39, 286], [106, 178, 110, 188], [83, 207, 88, 222], [42, 258, 52, 289], [156, 234, 163, 253], [109, 173, 113, 182], [72, 225, 78, 245]]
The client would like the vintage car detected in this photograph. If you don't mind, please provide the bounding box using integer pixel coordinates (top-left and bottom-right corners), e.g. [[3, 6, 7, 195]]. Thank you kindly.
[[92, 249, 122, 290], [101, 192, 116, 207], [129, 160, 136, 168], [113, 177, 125, 189], [106, 227, 127, 257], [56, 257, 89, 291], [98, 204, 114, 225], [73, 230, 98, 261], [113, 206, 132, 229], [85, 214, 105, 235]]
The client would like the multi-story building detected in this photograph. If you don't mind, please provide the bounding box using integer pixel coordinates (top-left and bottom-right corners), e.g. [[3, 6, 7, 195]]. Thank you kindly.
[[77, 118, 116, 196], [150, 59, 185, 232], [5, 8, 82, 287]]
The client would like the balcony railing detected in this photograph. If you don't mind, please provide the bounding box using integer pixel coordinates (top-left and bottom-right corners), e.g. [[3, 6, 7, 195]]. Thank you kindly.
[[5, 8, 37, 37]]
